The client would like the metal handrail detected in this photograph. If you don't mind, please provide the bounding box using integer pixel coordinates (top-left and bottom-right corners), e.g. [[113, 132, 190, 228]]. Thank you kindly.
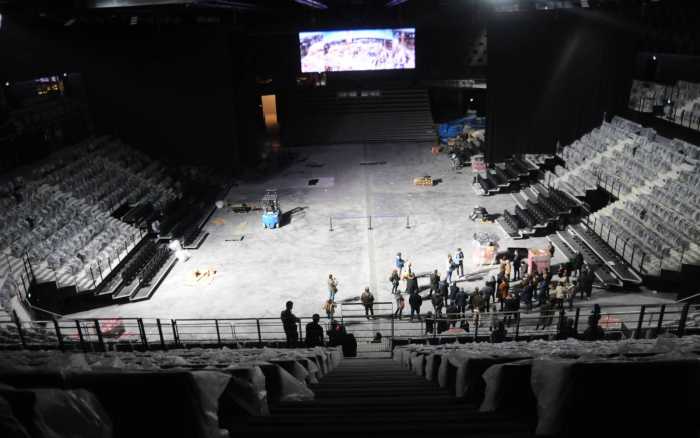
[[676, 292, 700, 304], [4, 302, 698, 353]]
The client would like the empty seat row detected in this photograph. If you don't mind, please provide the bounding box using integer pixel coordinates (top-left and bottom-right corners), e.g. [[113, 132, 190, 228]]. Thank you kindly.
[[139, 246, 171, 285], [121, 240, 158, 283]]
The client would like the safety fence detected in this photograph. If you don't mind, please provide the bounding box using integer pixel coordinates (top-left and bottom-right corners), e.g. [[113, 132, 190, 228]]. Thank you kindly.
[[2, 302, 697, 354], [328, 214, 413, 232]]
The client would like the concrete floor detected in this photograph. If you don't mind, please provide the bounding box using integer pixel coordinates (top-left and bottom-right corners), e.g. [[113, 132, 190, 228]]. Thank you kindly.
[[68, 143, 674, 321]]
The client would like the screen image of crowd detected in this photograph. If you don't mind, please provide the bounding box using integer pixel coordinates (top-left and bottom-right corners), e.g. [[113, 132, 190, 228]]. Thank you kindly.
[[299, 28, 416, 73]]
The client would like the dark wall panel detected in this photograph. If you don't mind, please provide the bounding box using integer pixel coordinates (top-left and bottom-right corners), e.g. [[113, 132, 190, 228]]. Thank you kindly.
[[0, 17, 247, 172], [486, 10, 636, 162]]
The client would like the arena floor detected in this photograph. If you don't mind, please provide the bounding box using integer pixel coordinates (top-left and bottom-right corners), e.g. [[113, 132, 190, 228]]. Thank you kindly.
[[68, 143, 674, 320]]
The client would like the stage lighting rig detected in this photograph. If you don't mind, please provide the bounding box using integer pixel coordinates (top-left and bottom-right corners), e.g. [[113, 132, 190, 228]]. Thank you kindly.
[[294, 0, 328, 10]]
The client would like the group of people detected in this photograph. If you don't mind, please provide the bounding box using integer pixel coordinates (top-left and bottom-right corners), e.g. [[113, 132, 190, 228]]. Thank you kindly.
[[391, 250, 468, 320], [279, 244, 605, 348], [280, 300, 356, 349], [390, 246, 604, 341], [322, 274, 377, 321]]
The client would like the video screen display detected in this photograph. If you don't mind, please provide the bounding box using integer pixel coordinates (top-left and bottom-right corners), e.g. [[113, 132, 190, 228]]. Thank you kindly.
[[299, 28, 416, 73]]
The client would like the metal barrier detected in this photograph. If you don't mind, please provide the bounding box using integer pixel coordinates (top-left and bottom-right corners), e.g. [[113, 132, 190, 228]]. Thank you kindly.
[[329, 215, 412, 232], [2, 302, 698, 352]]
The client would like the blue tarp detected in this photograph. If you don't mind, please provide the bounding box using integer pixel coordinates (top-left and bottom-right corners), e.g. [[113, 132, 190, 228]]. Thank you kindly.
[[437, 115, 486, 143]]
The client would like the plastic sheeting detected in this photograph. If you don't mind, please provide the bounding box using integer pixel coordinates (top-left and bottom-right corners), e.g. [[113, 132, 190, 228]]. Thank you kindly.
[[191, 371, 231, 438], [437, 115, 487, 143], [32, 388, 113, 438]]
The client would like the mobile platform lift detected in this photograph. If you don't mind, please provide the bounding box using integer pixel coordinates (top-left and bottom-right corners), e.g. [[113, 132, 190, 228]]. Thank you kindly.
[[261, 189, 281, 229]]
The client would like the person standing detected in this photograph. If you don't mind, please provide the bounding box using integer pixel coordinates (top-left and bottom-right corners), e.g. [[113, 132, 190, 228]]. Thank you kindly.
[[361, 287, 375, 320], [394, 293, 405, 320], [395, 252, 405, 277], [429, 269, 440, 297], [504, 259, 512, 283], [425, 311, 435, 335], [491, 321, 507, 343], [572, 251, 584, 278], [497, 279, 509, 311], [455, 288, 468, 315], [512, 251, 522, 281], [408, 291, 422, 321], [327, 320, 347, 347], [305, 314, 324, 347], [327, 274, 338, 300], [456, 248, 465, 277], [469, 288, 483, 315], [537, 278, 549, 307], [522, 279, 534, 312], [281, 301, 300, 347], [547, 242, 555, 258], [445, 255, 455, 283], [438, 279, 449, 301], [405, 271, 419, 296], [446, 302, 459, 328], [519, 260, 528, 282], [390, 269, 400, 295], [431, 292, 444, 316], [482, 277, 495, 311], [448, 281, 459, 305], [322, 299, 337, 320]]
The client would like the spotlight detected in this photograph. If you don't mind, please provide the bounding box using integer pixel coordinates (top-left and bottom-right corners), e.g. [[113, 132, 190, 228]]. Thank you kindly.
[[652, 55, 657, 61], [667, 99, 672, 104], [64, 18, 76, 27], [4, 82, 9, 87], [470, 98, 475, 103], [63, 73, 68, 77]]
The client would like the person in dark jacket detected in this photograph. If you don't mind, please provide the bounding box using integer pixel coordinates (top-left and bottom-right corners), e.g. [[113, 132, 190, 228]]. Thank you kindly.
[[581, 266, 594, 299], [428, 270, 440, 297], [361, 287, 375, 319], [305, 314, 324, 347], [504, 292, 519, 326], [512, 251, 522, 281], [491, 321, 507, 343], [425, 311, 435, 335], [480, 281, 494, 311], [446, 303, 459, 327], [437, 314, 450, 334], [582, 315, 605, 341], [537, 279, 549, 307], [455, 288, 468, 315], [405, 271, 419, 296], [572, 251, 584, 277], [438, 280, 449, 299], [327, 320, 347, 346], [448, 282, 459, 305], [431, 292, 444, 316], [469, 288, 483, 314], [281, 301, 300, 347], [555, 317, 578, 340], [409, 292, 423, 321], [522, 279, 534, 312]]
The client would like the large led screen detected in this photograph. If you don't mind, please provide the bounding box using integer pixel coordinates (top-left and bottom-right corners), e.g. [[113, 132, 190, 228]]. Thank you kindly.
[[299, 28, 416, 73]]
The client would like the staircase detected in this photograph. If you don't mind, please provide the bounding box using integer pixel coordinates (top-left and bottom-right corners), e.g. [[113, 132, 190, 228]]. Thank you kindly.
[[240, 357, 532, 437], [284, 88, 435, 146]]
